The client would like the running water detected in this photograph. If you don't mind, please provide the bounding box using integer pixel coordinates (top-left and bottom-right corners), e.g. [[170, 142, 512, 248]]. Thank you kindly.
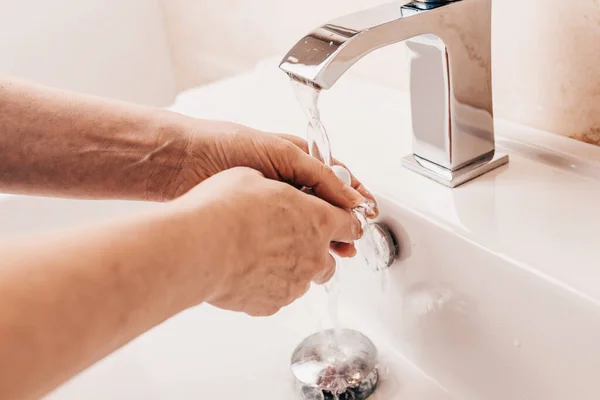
[[291, 79, 391, 400], [291, 80, 382, 331], [292, 80, 333, 166]]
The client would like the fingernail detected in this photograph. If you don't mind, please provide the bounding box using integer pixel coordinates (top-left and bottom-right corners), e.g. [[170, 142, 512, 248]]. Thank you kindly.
[[364, 199, 379, 218]]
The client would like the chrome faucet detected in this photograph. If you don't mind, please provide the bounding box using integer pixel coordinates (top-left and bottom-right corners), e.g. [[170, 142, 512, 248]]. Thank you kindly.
[[280, 0, 508, 188]]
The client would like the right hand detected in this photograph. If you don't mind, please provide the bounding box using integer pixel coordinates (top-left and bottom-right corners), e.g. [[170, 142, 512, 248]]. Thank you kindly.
[[172, 167, 362, 317]]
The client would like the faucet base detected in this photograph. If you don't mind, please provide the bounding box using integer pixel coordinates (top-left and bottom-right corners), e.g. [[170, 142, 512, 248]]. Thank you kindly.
[[402, 152, 509, 188]]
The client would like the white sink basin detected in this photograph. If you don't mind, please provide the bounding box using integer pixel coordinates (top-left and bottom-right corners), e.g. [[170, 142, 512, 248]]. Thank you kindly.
[[2, 58, 600, 399], [0, 198, 452, 400]]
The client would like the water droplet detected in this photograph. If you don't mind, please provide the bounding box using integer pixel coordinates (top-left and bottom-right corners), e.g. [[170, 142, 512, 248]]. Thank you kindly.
[[381, 364, 389, 376], [329, 41, 334, 46]]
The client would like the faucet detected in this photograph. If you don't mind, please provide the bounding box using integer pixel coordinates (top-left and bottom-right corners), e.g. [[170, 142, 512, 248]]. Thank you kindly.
[[280, 0, 508, 188]]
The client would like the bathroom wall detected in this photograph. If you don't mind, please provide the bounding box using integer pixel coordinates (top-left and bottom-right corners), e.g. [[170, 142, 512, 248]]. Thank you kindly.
[[492, 0, 600, 145], [2, 0, 598, 142], [0, 0, 177, 106], [162, 0, 600, 145], [161, 0, 407, 91]]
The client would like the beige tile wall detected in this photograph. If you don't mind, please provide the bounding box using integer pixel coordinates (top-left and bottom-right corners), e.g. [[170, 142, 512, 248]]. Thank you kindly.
[[1, 0, 176, 106], [161, 0, 407, 90], [492, 0, 600, 144], [162, 0, 600, 144]]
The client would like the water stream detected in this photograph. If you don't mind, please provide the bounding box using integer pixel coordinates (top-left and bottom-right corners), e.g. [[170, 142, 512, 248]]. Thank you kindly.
[[291, 80, 394, 400], [292, 80, 382, 330], [292, 80, 341, 330]]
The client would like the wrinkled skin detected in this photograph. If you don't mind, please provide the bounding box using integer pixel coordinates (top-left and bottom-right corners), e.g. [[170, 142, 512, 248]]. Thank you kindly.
[[173, 167, 363, 316], [164, 120, 379, 257]]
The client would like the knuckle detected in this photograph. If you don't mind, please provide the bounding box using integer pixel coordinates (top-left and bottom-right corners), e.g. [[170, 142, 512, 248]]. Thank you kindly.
[[228, 166, 261, 181], [266, 180, 295, 202], [265, 306, 281, 316], [276, 141, 303, 166], [280, 140, 301, 155], [311, 252, 330, 274], [245, 309, 263, 317], [314, 204, 334, 228], [319, 271, 335, 285], [246, 306, 280, 317], [229, 166, 253, 175]]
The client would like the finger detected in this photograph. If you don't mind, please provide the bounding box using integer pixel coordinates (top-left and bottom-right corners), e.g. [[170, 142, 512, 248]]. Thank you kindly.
[[293, 152, 365, 209], [313, 254, 336, 284], [332, 160, 378, 218], [321, 203, 362, 243], [275, 133, 309, 153], [276, 134, 378, 217], [330, 241, 357, 258]]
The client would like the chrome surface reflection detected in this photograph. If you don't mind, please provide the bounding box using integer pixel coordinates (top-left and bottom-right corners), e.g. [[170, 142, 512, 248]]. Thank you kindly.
[[280, 0, 508, 187], [291, 329, 379, 400]]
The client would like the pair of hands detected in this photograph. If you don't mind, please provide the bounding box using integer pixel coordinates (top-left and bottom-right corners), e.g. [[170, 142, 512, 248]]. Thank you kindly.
[[0, 78, 381, 399], [162, 120, 378, 316]]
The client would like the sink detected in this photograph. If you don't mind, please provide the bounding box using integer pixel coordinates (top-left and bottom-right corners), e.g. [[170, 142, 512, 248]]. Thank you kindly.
[[2, 58, 600, 399], [0, 200, 453, 400]]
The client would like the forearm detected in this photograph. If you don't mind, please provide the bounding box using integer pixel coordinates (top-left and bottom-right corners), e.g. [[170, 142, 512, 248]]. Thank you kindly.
[[0, 203, 221, 399], [0, 76, 191, 201]]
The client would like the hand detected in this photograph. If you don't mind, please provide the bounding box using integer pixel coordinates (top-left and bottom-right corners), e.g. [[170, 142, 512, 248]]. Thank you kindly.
[[162, 119, 378, 256], [274, 132, 377, 214], [171, 167, 362, 316]]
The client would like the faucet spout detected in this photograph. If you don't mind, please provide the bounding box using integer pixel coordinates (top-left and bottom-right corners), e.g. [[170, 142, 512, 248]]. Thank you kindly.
[[280, 1, 447, 90], [280, 0, 508, 187]]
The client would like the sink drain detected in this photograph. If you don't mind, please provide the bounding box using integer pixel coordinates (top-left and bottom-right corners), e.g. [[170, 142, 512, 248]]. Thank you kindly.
[[291, 329, 379, 400]]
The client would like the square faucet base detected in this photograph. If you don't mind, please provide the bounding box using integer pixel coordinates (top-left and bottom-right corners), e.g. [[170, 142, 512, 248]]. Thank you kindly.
[[401, 152, 509, 188]]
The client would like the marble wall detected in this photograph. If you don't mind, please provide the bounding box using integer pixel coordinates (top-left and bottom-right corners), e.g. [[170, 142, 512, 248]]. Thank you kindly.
[[161, 0, 600, 144]]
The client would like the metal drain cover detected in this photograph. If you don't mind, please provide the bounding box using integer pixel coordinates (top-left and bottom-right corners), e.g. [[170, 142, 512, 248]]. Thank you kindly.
[[291, 329, 379, 400]]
